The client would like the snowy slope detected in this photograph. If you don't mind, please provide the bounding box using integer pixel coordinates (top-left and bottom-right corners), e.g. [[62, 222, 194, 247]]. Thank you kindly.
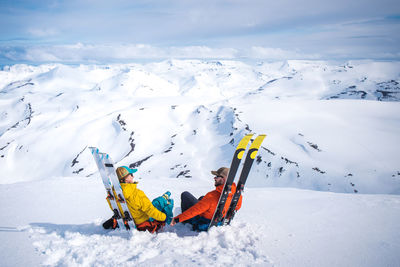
[[1, 60, 399, 192], [1, 177, 399, 266], [0, 59, 400, 266]]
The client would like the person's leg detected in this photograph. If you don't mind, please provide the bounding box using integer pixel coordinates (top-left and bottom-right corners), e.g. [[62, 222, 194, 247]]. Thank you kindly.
[[192, 216, 211, 231], [136, 220, 165, 233], [181, 191, 198, 212], [102, 217, 119, 229]]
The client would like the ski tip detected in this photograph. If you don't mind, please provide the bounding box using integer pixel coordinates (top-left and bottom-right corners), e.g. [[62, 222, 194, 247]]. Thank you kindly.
[[255, 134, 267, 141], [237, 134, 253, 146], [248, 134, 266, 141], [250, 134, 266, 146], [90, 147, 100, 154], [248, 134, 267, 159], [257, 134, 267, 140]]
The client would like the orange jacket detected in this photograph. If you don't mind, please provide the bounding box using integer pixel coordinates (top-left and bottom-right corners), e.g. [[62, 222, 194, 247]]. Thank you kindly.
[[175, 183, 242, 223]]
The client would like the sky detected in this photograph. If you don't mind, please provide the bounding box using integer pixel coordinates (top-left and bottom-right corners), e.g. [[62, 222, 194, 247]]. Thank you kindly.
[[0, 0, 399, 63]]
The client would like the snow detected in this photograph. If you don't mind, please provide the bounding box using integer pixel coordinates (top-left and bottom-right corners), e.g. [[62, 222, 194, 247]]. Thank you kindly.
[[0, 59, 400, 266], [1, 178, 399, 266]]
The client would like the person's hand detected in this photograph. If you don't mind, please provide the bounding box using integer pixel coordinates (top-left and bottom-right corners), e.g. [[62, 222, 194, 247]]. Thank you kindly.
[[170, 218, 177, 226]]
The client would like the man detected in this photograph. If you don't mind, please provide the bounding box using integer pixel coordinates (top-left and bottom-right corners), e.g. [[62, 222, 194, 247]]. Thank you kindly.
[[170, 167, 242, 231], [103, 166, 172, 233]]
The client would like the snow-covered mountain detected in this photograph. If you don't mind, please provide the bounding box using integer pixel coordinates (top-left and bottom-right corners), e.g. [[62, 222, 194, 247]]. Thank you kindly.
[[1, 60, 399, 193], [0, 59, 400, 266]]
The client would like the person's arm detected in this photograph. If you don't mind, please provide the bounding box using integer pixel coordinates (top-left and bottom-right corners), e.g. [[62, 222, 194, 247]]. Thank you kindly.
[[139, 191, 167, 222], [174, 195, 211, 223]]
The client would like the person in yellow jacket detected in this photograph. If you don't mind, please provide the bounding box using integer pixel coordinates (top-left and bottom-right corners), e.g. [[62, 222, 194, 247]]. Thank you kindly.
[[103, 166, 169, 233]]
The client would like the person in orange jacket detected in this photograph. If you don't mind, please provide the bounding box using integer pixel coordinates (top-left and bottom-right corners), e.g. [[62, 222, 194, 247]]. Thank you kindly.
[[170, 167, 242, 231]]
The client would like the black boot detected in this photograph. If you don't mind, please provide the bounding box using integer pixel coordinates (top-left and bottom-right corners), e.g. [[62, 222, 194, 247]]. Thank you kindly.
[[102, 217, 119, 229]]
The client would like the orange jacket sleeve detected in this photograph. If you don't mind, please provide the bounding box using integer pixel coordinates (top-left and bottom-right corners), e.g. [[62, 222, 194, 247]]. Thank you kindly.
[[176, 194, 213, 222]]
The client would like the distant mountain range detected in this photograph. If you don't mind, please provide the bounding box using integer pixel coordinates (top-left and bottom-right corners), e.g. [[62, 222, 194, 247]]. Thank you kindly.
[[1, 60, 399, 194]]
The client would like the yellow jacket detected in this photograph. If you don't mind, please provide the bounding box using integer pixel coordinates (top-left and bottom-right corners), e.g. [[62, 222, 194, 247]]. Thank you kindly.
[[107, 183, 166, 225]]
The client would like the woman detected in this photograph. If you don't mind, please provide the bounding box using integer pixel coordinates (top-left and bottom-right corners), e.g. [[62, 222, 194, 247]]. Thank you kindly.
[[103, 166, 171, 233]]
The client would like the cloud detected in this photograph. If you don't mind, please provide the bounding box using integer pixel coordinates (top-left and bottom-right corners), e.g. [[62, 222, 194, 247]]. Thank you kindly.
[[27, 28, 59, 37], [2, 0, 399, 42], [247, 47, 321, 60], [0, 43, 328, 64], [4, 42, 397, 65], [0, 0, 399, 62], [0, 43, 240, 63]]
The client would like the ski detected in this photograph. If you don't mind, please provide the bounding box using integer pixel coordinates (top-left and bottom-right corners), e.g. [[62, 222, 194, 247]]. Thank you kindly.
[[89, 147, 124, 229], [101, 152, 136, 230], [223, 134, 266, 225], [208, 134, 254, 230]]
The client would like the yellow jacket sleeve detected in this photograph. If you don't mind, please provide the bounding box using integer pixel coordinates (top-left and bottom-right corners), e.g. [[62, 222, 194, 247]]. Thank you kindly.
[[137, 190, 167, 222], [116, 183, 166, 225]]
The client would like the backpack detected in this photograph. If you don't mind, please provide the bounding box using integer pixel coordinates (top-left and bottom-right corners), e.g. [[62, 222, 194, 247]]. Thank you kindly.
[[150, 191, 174, 224]]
